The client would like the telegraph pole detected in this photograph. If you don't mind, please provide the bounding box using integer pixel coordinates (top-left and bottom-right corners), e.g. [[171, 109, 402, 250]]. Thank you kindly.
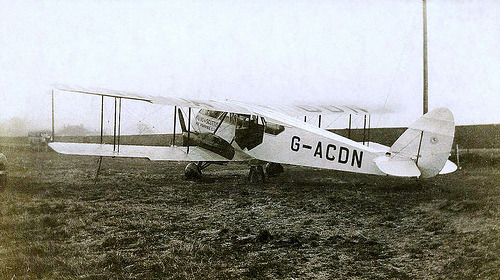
[[423, 0, 429, 114]]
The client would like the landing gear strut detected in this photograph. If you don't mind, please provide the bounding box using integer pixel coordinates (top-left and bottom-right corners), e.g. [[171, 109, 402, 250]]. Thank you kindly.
[[248, 165, 265, 183], [247, 162, 284, 183]]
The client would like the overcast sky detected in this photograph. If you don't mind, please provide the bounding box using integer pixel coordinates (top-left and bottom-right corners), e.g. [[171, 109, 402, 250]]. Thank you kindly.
[[0, 0, 499, 135]]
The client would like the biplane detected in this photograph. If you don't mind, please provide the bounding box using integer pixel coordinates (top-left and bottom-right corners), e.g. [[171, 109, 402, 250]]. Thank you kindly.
[[49, 85, 457, 181]]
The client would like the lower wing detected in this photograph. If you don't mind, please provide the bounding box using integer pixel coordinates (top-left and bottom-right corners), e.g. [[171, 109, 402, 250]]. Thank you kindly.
[[49, 142, 251, 162]]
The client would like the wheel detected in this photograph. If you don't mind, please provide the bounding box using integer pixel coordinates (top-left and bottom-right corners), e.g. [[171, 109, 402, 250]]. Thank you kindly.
[[185, 163, 202, 179], [248, 165, 265, 183], [265, 162, 284, 177]]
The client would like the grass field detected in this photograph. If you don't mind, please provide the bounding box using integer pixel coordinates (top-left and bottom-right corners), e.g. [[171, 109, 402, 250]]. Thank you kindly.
[[0, 147, 498, 279]]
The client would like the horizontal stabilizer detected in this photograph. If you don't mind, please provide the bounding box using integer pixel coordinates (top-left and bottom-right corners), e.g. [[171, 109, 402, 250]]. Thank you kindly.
[[439, 160, 458, 175], [49, 142, 249, 162], [374, 156, 421, 177]]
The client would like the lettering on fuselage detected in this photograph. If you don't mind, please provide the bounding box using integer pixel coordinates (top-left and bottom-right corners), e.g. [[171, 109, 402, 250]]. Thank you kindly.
[[195, 115, 219, 132], [291, 136, 363, 168]]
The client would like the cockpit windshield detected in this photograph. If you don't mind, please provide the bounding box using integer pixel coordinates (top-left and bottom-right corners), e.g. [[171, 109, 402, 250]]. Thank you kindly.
[[200, 109, 224, 119]]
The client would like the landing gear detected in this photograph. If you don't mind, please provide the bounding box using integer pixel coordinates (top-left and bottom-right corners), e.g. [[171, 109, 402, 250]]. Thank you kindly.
[[184, 161, 281, 182], [265, 162, 284, 177], [248, 165, 265, 183], [247, 162, 284, 183], [185, 163, 202, 179], [184, 162, 212, 180]]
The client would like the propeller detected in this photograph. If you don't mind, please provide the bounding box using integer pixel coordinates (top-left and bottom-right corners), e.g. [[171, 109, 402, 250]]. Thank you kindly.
[[177, 108, 187, 133]]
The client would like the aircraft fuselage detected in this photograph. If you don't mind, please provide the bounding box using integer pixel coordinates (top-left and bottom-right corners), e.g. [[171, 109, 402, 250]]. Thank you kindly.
[[193, 109, 386, 175]]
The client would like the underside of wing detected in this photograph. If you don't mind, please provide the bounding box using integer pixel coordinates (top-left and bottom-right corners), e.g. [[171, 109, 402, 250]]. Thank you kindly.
[[49, 142, 250, 162]]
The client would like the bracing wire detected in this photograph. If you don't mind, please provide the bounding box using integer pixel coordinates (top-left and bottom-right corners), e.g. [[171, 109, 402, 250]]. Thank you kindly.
[[376, 10, 419, 127], [120, 103, 171, 135], [324, 113, 346, 129]]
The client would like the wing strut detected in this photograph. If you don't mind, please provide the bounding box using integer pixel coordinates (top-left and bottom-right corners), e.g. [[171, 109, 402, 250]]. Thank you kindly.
[[348, 114, 352, 139], [363, 115, 370, 145], [112, 97, 122, 153], [118, 98, 122, 152], [361, 114, 371, 146], [367, 115, 371, 147], [113, 98, 117, 151], [187, 107, 192, 154], [100, 96, 104, 143], [362, 115, 367, 145], [172, 106, 177, 146], [96, 95, 105, 183]]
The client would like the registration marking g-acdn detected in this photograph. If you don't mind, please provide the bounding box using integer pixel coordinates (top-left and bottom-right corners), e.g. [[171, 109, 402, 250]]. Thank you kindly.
[[290, 136, 363, 168]]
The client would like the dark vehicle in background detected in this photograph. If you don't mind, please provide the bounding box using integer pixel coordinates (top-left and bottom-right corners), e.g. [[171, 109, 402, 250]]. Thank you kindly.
[[28, 131, 52, 151]]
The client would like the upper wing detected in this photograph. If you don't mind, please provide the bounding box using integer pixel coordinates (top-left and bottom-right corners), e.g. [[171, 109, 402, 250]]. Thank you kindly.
[[54, 84, 253, 115], [249, 104, 383, 153], [54, 84, 392, 116]]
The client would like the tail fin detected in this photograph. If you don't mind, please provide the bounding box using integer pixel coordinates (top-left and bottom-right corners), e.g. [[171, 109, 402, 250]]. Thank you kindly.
[[389, 108, 455, 178]]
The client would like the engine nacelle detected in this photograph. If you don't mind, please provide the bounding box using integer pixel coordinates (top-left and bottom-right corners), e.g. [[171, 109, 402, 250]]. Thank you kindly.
[[183, 132, 235, 160]]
